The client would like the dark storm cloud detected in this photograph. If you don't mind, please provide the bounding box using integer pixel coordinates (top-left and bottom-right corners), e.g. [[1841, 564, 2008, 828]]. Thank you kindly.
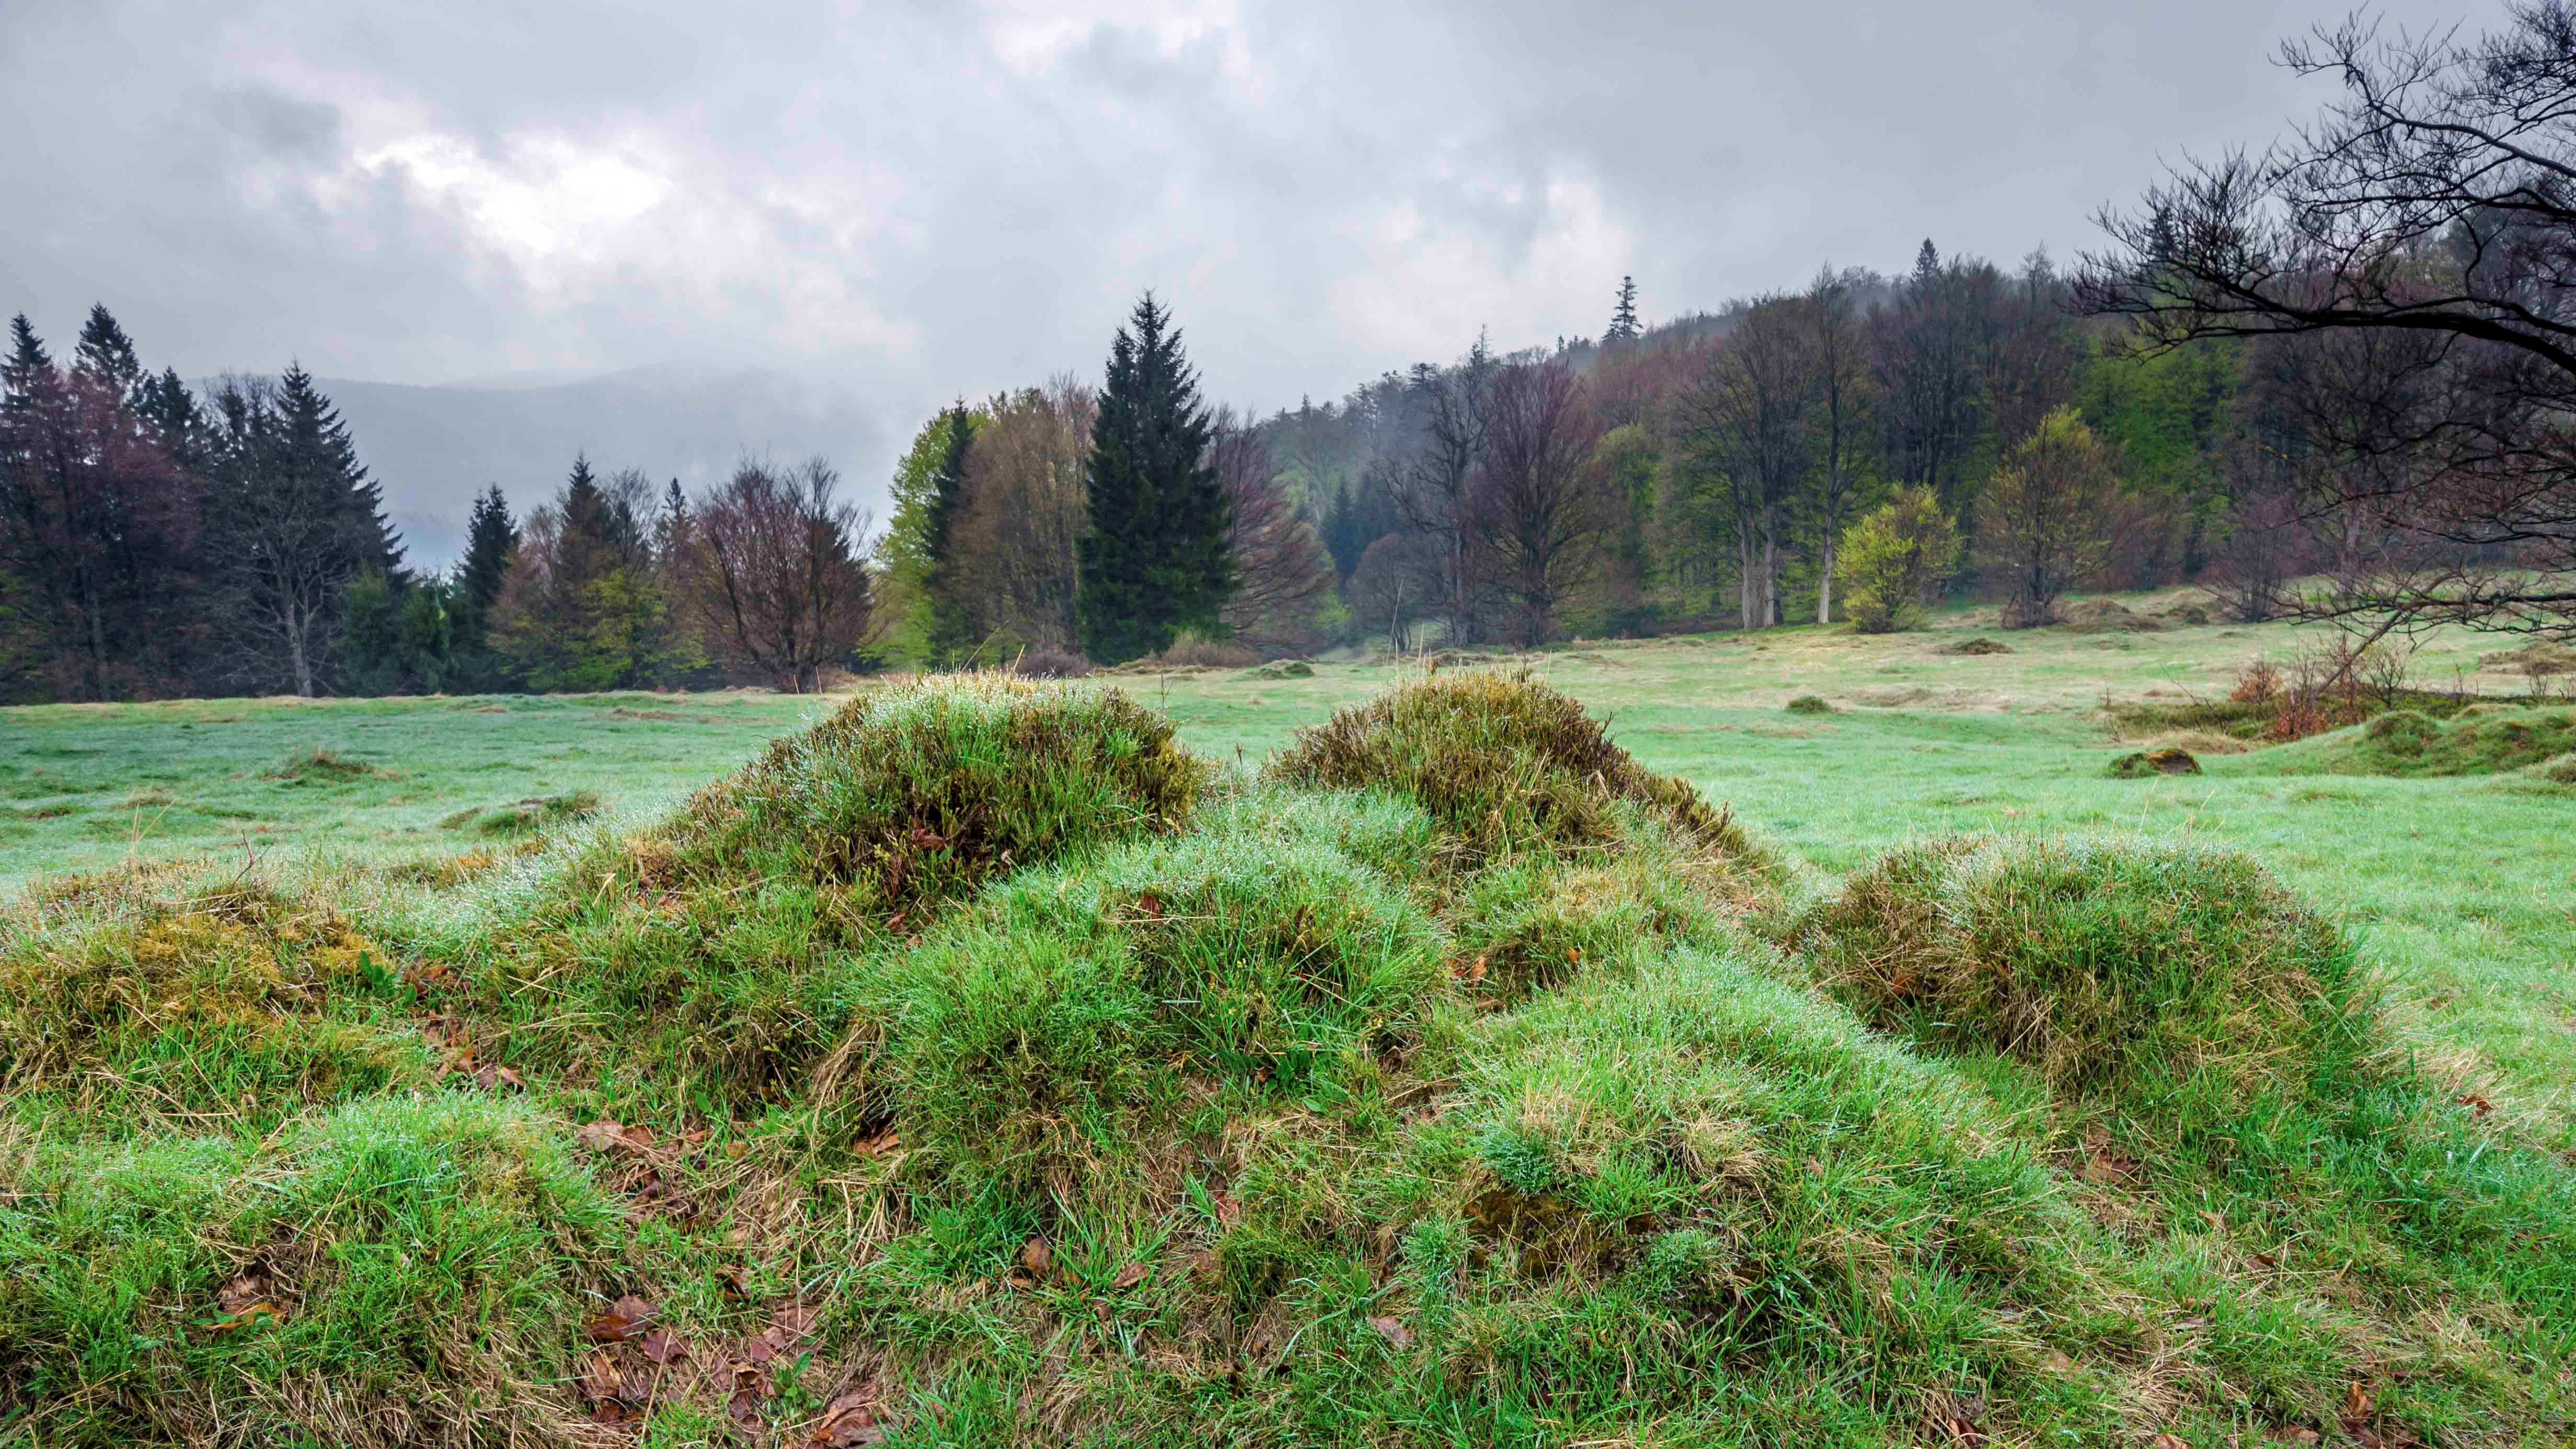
[[0, 0, 2478, 526]]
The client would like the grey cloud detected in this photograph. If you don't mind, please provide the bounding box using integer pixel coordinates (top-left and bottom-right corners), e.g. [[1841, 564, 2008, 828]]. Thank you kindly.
[[0, 0, 2476, 553]]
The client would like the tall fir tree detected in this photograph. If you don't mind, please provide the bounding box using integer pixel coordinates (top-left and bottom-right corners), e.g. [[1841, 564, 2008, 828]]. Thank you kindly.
[[1606, 275, 1642, 344], [922, 400, 978, 663], [454, 484, 518, 682], [202, 364, 398, 695], [1077, 292, 1234, 663]]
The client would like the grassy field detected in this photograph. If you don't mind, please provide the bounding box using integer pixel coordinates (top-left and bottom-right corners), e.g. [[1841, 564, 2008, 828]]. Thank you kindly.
[[4, 596, 2573, 1446], [9, 599, 2570, 1134]]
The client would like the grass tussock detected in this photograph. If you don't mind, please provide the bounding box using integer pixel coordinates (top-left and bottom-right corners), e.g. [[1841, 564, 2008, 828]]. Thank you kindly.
[[262, 746, 398, 784], [439, 790, 603, 836], [669, 672, 1204, 906], [1265, 669, 1763, 871], [0, 1096, 623, 1446], [0, 888, 431, 1136], [1798, 834, 2363, 1101], [2244, 705, 2576, 778]]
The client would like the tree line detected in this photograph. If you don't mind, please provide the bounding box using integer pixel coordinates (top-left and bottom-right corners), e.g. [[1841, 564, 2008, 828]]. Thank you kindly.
[[14, 0, 2573, 703], [0, 306, 875, 702]]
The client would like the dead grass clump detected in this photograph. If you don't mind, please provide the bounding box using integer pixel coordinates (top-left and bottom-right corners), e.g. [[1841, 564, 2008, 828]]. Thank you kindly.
[[2056, 599, 2167, 635], [1797, 835, 2365, 1102], [2480, 641, 2576, 678], [1937, 636, 2013, 656], [668, 672, 1204, 907], [262, 747, 397, 784], [1150, 629, 1260, 669], [2107, 747, 2200, 778], [1263, 670, 1760, 867]]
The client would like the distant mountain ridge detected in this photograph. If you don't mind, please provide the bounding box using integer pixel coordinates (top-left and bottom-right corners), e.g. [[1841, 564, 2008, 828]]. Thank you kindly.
[[218, 365, 888, 570]]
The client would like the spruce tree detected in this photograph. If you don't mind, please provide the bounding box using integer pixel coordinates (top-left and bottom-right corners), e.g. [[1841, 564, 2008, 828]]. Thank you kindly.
[[454, 484, 518, 677], [1606, 275, 1642, 343], [921, 401, 977, 662], [1077, 292, 1233, 664], [73, 305, 143, 399]]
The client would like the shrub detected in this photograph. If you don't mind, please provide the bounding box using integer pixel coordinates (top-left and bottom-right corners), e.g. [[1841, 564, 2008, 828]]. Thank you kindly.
[[1836, 487, 1960, 634], [666, 673, 1204, 906], [1264, 670, 1762, 868], [1798, 835, 2366, 1101], [1784, 695, 1834, 716]]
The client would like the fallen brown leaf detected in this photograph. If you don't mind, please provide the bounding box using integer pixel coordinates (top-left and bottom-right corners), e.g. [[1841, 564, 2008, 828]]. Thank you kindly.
[[1111, 1262, 1147, 1291], [1367, 1314, 1412, 1349], [809, 1390, 886, 1446], [2456, 1093, 2494, 1118], [577, 1120, 660, 1155], [1019, 1237, 1053, 1276], [636, 1327, 686, 1364], [585, 1294, 658, 1344]]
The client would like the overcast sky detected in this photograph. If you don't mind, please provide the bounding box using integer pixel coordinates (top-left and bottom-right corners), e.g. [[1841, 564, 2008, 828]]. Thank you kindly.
[[1, 0, 2479, 495]]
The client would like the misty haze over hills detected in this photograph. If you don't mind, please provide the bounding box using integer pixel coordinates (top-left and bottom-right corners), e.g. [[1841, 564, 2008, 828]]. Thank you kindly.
[[278, 364, 884, 570]]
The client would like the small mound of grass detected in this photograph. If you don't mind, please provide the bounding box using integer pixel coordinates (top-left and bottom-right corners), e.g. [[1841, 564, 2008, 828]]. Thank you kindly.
[[1798, 834, 2364, 1101], [2543, 751, 2576, 785], [0, 889, 430, 1135], [2243, 705, 2576, 778], [668, 673, 1203, 906], [440, 790, 603, 836], [261, 747, 397, 784], [2107, 745, 2200, 777], [1264, 669, 1760, 868], [1240, 659, 1316, 681], [0, 1096, 622, 1446], [2481, 640, 2576, 677], [1784, 694, 1834, 715], [1938, 635, 2014, 656], [2057, 597, 2167, 634], [868, 792, 1454, 1197]]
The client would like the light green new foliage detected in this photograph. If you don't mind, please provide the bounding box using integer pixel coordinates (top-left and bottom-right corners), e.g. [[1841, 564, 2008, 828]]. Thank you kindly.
[[1835, 485, 1960, 634]]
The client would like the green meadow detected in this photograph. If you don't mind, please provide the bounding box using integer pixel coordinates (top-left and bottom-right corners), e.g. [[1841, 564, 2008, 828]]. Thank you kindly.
[[2, 594, 2571, 1446]]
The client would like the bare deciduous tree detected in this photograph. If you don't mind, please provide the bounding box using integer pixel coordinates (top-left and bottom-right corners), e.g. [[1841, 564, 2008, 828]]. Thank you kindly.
[[1390, 335, 1497, 645], [1469, 358, 1609, 648], [953, 377, 1093, 655], [676, 456, 871, 693], [1211, 408, 1333, 655], [2076, 3, 2576, 638], [1677, 297, 1812, 629]]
